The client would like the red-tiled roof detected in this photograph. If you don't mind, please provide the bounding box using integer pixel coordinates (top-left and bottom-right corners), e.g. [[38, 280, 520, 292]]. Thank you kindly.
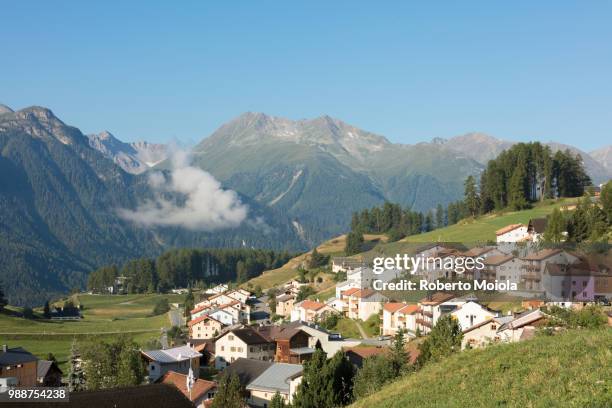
[[188, 315, 222, 327], [354, 289, 375, 299], [344, 347, 387, 359], [495, 224, 526, 236], [384, 303, 407, 313], [483, 254, 514, 266], [161, 371, 216, 402], [398, 304, 420, 315], [419, 292, 455, 305], [341, 287, 360, 296], [522, 248, 562, 261], [300, 300, 326, 311]]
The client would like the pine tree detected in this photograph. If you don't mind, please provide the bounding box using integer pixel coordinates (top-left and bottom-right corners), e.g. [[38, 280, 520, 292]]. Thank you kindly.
[[388, 329, 409, 376], [292, 349, 330, 408], [464, 176, 480, 217], [543, 208, 566, 243], [344, 230, 364, 256], [436, 204, 445, 228], [270, 391, 286, 408], [508, 164, 529, 210], [601, 181, 612, 223], [325, 351, 355, 406], [68, 339, 85, 392], [417, 315, 463, 366], [211, 373, 243, 408]]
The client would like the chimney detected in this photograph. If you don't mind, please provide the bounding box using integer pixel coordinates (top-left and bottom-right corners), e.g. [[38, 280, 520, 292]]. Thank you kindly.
[[2, 344, 7, 353]]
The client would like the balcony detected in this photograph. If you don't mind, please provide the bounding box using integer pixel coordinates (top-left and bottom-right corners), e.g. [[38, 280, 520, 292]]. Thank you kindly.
[[522, 264, 539, 272], [422, 310, 433, 318], [416, 318, 432, 328], [521, 273, 541, 281]]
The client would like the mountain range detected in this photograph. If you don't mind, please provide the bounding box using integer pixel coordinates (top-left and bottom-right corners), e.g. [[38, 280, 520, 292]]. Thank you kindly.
[[0, 105, 301, 305], [0, 103, 610, 304]]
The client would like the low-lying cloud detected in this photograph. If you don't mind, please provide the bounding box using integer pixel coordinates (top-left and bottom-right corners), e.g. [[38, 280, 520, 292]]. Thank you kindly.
[[118, 150, 248, 230]]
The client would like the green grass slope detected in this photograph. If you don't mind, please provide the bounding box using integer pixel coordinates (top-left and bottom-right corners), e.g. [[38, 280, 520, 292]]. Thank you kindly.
[[0, 294, 184, 372], [351, 329, 612, 408]]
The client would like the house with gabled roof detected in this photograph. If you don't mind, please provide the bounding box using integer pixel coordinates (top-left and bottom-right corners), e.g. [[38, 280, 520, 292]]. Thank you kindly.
[[496, 223, 529, 243], [382, 303, 419, 335], [161, 371, 217, 408], [141, 345, 202, 382], [450, 301, 499, 331], [290, 300, 335, 323], [520, 248, 579, 291], [345, 288, 387, 321], [245, 362, 303, 407], [481, 254, 524, 287], [416, 292, 463, 334], [214, 327, 275, 369], [188, 315, 225, 339], [36, 359, 62, 387], [496, 309, 547, 343], [276, 294, 296, 318], [0, 345, 38, 386]]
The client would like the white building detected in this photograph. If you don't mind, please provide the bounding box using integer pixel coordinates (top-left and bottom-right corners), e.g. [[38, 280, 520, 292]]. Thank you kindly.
[[382, 303, 420, 335], [214, 327, 275, 369], [495, 224, 529, 243], [450, 301, 498, 331]]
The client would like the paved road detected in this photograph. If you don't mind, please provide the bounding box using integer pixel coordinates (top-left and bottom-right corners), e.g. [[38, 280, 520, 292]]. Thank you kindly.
[[250, 296, 271, 324], [168, 308, 183, 327]]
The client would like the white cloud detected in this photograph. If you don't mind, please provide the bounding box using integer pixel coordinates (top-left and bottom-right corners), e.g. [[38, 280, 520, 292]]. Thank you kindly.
[[118, 150, 248, 231]]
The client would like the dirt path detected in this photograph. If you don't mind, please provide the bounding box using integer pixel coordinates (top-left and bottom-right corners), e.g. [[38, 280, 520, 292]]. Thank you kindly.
[[355, 320, 369, 339]]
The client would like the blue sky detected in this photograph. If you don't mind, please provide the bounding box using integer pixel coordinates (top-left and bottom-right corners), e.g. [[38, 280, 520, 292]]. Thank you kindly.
[[1, 1, 610, 150]]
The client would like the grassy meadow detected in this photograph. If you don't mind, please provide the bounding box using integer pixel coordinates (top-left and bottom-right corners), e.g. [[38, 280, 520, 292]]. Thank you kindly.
[[0, 293, 185, 372], [351, 328, 612, 408]]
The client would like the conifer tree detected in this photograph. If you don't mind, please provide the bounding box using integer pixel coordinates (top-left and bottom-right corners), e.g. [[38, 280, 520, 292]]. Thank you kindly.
[[68, 339, 85, 392], [270, 392, 286, 408], [543, 208, 566, 243], [464, 176, 480, 216], [211, 373, 243, 408]]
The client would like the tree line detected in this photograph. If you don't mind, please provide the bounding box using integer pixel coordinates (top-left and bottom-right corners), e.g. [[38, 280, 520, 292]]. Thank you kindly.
[[473, 143, 591, 214], [344, 200, 465, 255], [543, 183, 612, 244], [87, 248, 294, 293]]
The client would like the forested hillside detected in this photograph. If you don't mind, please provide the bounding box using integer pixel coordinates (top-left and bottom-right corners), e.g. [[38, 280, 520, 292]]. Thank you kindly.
[[87, 248, 294, 293], [0, 107, 304, 305]]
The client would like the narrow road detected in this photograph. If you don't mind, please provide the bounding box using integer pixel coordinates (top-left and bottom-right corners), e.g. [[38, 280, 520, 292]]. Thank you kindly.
[[168, 308, 183, 327]]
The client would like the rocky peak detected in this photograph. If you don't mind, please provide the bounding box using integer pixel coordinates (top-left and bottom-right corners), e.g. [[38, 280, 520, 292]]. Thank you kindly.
[[0, 104, 13, 114]]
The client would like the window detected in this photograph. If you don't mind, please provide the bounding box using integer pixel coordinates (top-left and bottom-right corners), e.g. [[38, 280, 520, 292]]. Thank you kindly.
[[228, 335, 234, 341], [582, 281, 587, 287], [220, 346, 224, 351], [250, 347, 254, 353], [491, 324, 497, 330]]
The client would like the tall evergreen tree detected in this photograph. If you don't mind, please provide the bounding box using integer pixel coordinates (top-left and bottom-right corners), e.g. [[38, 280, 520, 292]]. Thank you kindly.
[[344, 230, 364, 256], [601, 181, 612, 223], [388, 329, 409, 376], [211, 373, 243, 408], [68, 339, 85, 392], [464, 176, 480, 217], [417, 315, 463, 366], [436, 203, 445, 228], [293, 349, 330, 408], [270, 392, 286, 408], [543, 208, 566, 243]]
